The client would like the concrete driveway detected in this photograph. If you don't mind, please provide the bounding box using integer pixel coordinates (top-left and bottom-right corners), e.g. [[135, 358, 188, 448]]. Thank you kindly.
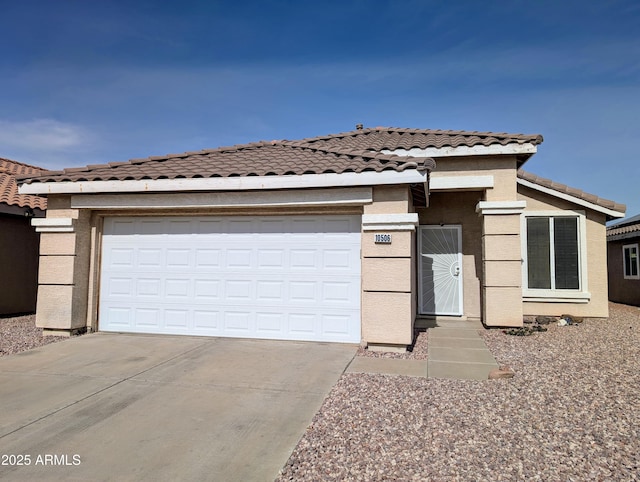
[[0, 333, 356, 481]]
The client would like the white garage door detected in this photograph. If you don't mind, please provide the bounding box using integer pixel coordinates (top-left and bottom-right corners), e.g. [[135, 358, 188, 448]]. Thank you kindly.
[[99, 215, 361, 343]]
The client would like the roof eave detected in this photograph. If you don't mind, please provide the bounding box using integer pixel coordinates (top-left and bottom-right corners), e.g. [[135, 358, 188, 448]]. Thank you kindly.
[[381, 142, 538, 164], [19, 169, 431, 196], [517, 178, 626, 220]]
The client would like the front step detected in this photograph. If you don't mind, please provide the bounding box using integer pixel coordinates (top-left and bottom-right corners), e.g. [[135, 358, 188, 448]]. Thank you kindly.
[[426, 324, 498, 380]]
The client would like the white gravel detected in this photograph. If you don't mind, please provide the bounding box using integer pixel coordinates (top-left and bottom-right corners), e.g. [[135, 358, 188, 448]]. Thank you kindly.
[[0, 314, 65, 356], [278, 303, 640, 481]]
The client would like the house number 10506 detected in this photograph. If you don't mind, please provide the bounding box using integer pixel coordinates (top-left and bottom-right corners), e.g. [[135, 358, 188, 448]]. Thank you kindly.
[[374, 234, 392, 244]]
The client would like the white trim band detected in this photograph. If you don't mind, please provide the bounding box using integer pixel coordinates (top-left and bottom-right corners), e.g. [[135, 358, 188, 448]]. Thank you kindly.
[[19, 169, 429, 195], [362, 213, 419, 231], [382, 142, 538, 159], [430, 175, 494, 191], [71, 187, 373, 210], [476, 201, 527, 215], [517, 178, 625, 218], [523, 292, 592, 303], [32, 217, 75, 233]]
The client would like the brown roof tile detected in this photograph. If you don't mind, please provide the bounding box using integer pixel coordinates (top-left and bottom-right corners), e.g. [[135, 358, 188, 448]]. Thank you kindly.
[[0, 158, 47, 210], [18, 141, 436, 185], [518, 170, 626, 215], [19, 127, 543, 187], [295, 126, 544, 152], [15, 128, 626, 220]]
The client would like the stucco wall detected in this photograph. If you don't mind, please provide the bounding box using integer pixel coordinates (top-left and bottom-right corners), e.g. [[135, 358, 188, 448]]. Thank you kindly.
[[35, 195, 92, 333], [35, 187, 421, 347], [362, 185, 415, 347], [416, 191, 483, 320], [607, 237, 640, 306], [430, 155, 519, 201], [518, 185, 610, 318], [0, 214, 40, 315], [426, 155, 525, 326]]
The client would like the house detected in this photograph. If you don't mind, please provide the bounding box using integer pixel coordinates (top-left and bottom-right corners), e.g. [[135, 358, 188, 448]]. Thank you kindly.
[[607, 214, 640, 306], [0, 158, 47, 315], [17, 127, 626, 350]]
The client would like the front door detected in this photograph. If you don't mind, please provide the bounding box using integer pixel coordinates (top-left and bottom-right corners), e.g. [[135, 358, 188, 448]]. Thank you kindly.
[[418, 225, 463, 316]]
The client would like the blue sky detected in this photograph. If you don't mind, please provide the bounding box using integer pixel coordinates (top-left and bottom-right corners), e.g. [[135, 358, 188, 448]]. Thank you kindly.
[[1, 0, 639, 218]]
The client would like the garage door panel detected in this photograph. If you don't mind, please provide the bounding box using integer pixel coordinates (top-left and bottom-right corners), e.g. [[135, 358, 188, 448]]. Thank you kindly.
[[165, 309, 189, 330], [256, 312, 284, 334], [137, 278, 161, 298], [256, 280, 284, 302], [322, 281, 353, 304], [105, 307, 131, 327], [165, 278, 190, 300], [107, 248, 135, 268], [323, 249, 354, 270], [100, 215, 361, 343], [195, 249, 222, 268], [194, 279, 221, 300], [224, 311, 252, 332], [136, 308, 160, 328], [138, 248, 163, 268], [193, 310, 220, 330], [322, 314, 354, 337], [289, 313, 316, 336], [107, 277, 134, 297]]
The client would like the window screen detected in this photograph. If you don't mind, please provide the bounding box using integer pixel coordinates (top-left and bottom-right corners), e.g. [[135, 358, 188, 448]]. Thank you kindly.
[[526, 216, 580, 290], [527, 217, 551, 289], [553, 217, 579, 289]]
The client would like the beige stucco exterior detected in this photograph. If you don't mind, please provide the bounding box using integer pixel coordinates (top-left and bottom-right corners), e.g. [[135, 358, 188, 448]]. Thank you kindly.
[[416, 191, 483, 321], [36, 186, 419, 346], [517, 185, 610, 318], [361, 185, 416, 348], [31, 155, 616, 347], [420, 155, 525, 327], [35, 196, 93, 334]]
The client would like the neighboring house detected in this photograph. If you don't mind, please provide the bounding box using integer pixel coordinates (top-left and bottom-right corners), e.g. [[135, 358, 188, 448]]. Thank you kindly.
[[606, 214, 640, 306], [18, 127, 626, 350], [0, 158, 47, 315]]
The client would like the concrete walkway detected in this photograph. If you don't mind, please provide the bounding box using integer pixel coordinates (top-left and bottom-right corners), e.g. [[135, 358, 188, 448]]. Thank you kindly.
[[347, 320, 498, 380]]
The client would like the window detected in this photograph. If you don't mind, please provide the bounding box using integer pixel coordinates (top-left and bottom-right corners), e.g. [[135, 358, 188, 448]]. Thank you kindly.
[[522, 212, 589, 300], [623, 244, 639, 279]]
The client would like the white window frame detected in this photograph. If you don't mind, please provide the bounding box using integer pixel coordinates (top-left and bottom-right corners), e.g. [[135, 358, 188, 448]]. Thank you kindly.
[[521, 210, 591, 302], [623, 243, 640, 280]]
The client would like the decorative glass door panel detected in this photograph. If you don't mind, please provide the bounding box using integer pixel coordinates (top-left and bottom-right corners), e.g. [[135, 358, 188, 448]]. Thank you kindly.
[[418, 225, 463, 315]]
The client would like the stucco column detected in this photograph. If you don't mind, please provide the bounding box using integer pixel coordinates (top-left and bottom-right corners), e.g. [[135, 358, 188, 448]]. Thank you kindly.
[[476, 201, 526, 327], [31, 204, 92, 336], [361, 213, 418, 351]]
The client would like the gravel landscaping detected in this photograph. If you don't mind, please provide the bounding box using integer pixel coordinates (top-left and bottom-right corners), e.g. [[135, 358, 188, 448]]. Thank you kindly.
[[278, 302, 640, 481], [0, 314, 65, 357], [3, 305, 639, 480]]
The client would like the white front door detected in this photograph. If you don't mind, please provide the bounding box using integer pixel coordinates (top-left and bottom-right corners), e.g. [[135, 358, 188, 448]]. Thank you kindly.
[[418, 225, 463, 316], [99, 215, 361, 343]]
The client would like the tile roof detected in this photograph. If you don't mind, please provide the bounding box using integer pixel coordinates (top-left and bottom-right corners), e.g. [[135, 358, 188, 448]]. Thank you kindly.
[[14, 127, 625, 219], [18, 141, 435, 185], [518, 170, 626, 215], [607, 214, 640, 238], [295, 126, 544, 152], [0, 158, 47, 210]]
